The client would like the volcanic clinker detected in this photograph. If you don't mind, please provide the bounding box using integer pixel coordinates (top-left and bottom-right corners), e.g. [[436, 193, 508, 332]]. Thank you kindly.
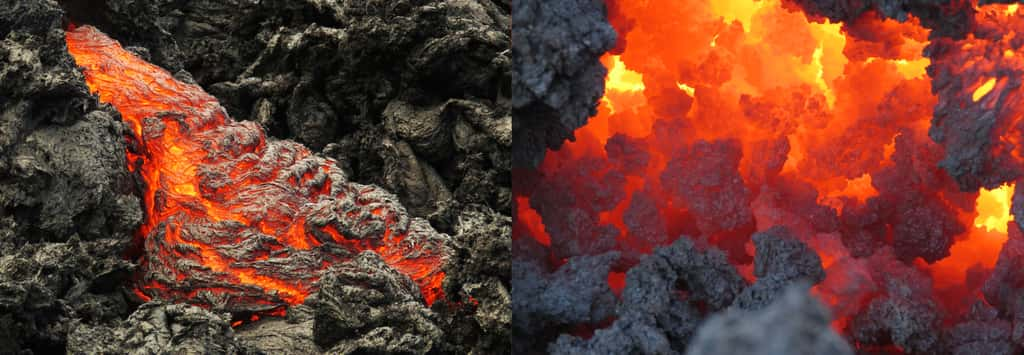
[[65, 25, 450, 312]]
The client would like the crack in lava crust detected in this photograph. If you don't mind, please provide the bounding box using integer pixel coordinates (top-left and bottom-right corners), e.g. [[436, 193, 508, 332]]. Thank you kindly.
[[65, 25, 449, 313]]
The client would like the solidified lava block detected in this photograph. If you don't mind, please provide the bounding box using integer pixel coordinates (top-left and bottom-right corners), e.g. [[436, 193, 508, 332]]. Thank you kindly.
[[925, 9, 1024, 191], [547, 238, 747, 354], [65, 26, 451, 314], [313, 252, 442, 353], [512, 0, 617, 168], [67, 302, 244, 354], [733, 226, 825, 311]]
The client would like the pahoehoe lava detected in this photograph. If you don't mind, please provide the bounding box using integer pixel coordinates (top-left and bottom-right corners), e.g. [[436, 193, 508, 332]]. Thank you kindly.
[[65, 25, 450, 313]]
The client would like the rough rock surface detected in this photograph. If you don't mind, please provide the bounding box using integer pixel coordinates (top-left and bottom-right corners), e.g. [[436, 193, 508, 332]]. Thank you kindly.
[[547, 237, 747, 354], [512, 253, 619, 337], [437, 205, 511, 353], [733, 226, 825, 310], [66, 302, 248, 355], [313, 252, 442, 354], [512, 0, 616, 168], [848, 253, 943, 354], [944, 302, 1015, 355], [0, 1, 142, 352]]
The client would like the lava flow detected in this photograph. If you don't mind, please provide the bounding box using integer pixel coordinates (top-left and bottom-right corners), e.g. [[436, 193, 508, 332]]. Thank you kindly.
[[516, 0, 1024, 351], [65, 25, 449, 313]]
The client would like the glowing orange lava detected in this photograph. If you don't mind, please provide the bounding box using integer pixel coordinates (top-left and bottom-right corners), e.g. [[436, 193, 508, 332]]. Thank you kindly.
[[65, 26, 447, 311], [520, 0, 1021, 337]]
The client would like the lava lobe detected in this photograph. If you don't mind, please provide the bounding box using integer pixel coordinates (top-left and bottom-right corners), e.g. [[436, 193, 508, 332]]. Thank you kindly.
[[65, 25, 450, 313]]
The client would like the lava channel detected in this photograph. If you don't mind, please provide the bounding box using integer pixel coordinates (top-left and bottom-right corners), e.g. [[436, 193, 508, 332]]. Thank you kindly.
[[65, 25, 450, 314]]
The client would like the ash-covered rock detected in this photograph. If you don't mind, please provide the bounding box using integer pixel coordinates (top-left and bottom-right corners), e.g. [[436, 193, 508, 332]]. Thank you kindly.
[[1, 0, 140, 246], [0, 237, 136, 353], [235, 311, 319, 355], [686, 283, 853, 355], [312, 251, 442, 354], [512, 0, 616, 168], [67, 302, 248, 355]]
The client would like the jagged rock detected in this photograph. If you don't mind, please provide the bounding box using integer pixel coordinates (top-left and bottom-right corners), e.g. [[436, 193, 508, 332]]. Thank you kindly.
[[548, 237, 746, 354], [67, 302, 247, 355], [733, 226, 825, 310], [313, 252, 443, 354], [438, 205, 510, 353], [512, 0, 616, 168]]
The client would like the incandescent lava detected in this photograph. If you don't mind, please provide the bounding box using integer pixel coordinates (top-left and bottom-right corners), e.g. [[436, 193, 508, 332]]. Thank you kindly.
[[515, 0, 1024, 352], [65, 25, 450, 314]]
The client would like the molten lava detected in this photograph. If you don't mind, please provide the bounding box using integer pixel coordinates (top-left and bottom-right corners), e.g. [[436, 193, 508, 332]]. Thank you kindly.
[[65, 26, 449, 313], [516, 0, 1022, 346]]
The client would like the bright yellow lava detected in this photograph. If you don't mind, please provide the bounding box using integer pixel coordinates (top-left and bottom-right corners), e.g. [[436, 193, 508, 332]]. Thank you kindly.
[[975, 183, 1015, 233], [605, 55, 645, 93], [973, 77, 997, 102], [677, 82, 696, 96]]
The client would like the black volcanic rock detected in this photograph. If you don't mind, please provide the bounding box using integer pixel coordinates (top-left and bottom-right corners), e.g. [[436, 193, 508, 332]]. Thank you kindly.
[[0, 1, 142, 353], [733, 226, 825, 310]]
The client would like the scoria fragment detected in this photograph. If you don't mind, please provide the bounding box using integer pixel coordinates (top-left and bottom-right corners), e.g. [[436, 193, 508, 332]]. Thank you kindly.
[[64, 26, 451, 314], [926, 7, 1024, 191], [511, 0, 617, 168], [733, 226, 825, 310], [548, 237, 748, 354]]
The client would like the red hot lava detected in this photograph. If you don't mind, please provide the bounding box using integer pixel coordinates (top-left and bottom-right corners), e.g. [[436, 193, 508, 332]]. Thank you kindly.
[[65, 25, 449, 314], [516, 0, 1024, 349]]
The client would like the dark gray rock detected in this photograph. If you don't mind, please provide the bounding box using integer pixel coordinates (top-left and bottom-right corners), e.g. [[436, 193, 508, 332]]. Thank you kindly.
[[733, 226, 825, 310], [512, 253, 618, 333], [512, 0, 616, 168], [548, 237, 746, 354], [0, 1, 142, 353], [944, 302, 1015, 355]]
